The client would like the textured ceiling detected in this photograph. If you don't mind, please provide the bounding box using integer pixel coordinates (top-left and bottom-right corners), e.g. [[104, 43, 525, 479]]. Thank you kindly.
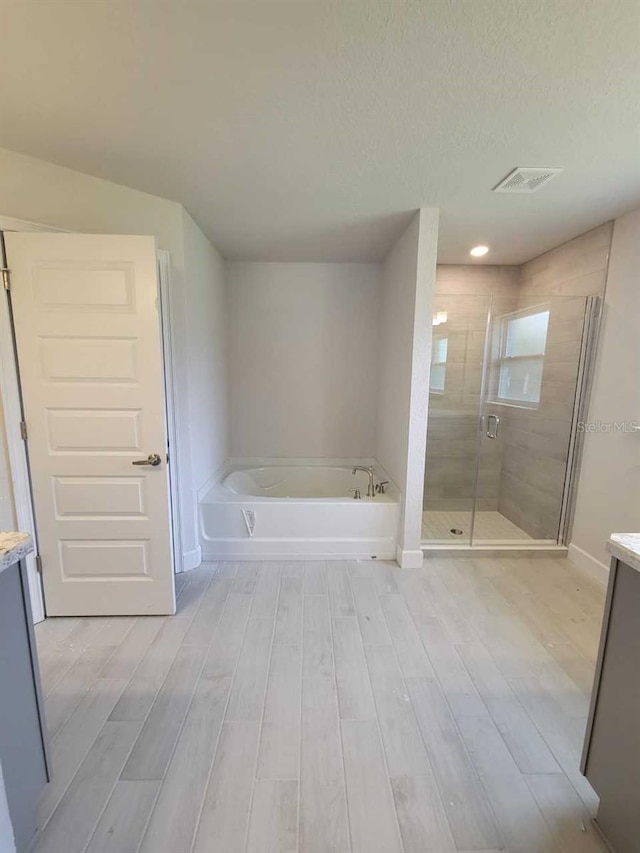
[[1, 0, 639, 262]]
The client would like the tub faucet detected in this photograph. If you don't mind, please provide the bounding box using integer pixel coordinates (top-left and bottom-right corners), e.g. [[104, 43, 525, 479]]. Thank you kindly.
[[352, 466, 375, 498]]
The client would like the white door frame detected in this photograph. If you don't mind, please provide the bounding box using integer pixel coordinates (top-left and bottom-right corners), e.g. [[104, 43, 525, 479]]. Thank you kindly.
[[0, 216, 182, 622], [157, 249, 183, 578]]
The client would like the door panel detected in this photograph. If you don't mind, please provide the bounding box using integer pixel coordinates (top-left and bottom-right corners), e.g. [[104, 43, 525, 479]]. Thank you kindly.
[[6, 233, 175, 616]]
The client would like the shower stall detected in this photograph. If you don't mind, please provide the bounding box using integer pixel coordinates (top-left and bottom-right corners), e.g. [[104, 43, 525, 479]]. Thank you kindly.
[[422, 224, 612, 550]]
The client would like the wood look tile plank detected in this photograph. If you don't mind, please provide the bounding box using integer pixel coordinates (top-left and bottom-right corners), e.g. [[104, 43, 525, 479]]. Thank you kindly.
[[299, 676, 350, 853], [231, 561, 260, 594], [524, 773, 607, 852], [120, 644, 206, 781], [456, 714, 555, 852], [507, 676, 600, 815], [491, 570, 573, 648], [413, 616, 488, 717], [456, 642, 560, 774], [332, 616, 376, 720], [257, 644, 302, 780], [327, 561, 355, 617], [364, 644, 432, 776], [201, 591, 253, 679], [379, 595, 435, 678], [391, 570, 437, 618], [182, 575, 232, 646], [302, 595, 334, 678], [422, 575, 476, 644], [31, 722, 141, 853], [251, 562, 283, 619], [45, 644, 118, 738], [303, 561, 327, 595], [98, 616, 138, 646], [215, 561, 240, 579], [274, 576, 303, 645], [282, 561, 305, 578], [246, 780, 298, 853], [138, 675, 232, 853], [546, 641, 596, 696], [35, 615, 84, 647], [390, 774, 456, 853], [37, 617, 110, 696], [99, 616, 165, 680], [349, 574, 391, 645], [38, 678, 129, 828], [192, 721, 260, 853], [109, 573, 211, 722], [371, 563, 399, 595], [224, 617, 274, 721], [406, 677, 503, 851], [536, 658, 591, 719], [341, 719, 403, 853], [85, 781, 160, 853]]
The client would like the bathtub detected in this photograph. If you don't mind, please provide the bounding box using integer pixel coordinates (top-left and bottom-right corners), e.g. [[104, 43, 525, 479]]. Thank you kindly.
[[199, 462, 400, 560]]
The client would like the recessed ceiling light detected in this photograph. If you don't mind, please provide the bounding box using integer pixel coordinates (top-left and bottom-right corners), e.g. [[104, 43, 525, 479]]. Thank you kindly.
[[470, 245, 489, 257]]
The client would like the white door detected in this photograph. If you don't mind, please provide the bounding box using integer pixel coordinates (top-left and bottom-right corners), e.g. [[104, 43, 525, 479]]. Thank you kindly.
[[5, 232, 175, 616]]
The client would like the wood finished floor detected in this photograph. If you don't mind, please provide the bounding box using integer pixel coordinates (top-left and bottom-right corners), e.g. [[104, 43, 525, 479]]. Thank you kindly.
[[31, 556, 607, 853]]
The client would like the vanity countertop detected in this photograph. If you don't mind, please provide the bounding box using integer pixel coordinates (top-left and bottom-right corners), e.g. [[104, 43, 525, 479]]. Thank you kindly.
[[607, 533, 640, 574], [0, 531, 34, 573]]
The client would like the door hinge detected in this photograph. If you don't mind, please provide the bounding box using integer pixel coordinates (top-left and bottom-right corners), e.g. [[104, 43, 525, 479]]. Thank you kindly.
[[35, 554, 43, 574], [1, 268, 10, 291], [20, 420, 28, 440]]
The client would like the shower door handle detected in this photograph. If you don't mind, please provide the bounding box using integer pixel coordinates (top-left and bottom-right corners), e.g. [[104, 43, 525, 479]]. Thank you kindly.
[[486, 414, 500, 439]]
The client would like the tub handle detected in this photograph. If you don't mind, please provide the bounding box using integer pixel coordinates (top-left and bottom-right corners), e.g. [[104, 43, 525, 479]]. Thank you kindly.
[[375, 481, 389, 494], [350, 488, 362, 500]]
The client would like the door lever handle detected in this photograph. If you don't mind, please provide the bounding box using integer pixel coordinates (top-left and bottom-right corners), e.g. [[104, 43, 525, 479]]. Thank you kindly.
[[132, 453, 162, 467]]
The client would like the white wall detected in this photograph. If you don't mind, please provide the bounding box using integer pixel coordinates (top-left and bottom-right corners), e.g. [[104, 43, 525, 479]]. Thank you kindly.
[[0, 147, 227, 569], [182, 209, 229, 497], [376, 209, 439, 566], [227, 262, 380, 458], [570, 208, 640, 579]]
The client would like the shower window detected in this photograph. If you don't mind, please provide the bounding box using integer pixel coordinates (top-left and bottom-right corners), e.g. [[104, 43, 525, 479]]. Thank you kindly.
[[430, 334, 448, 394], [492, 305, 550, 407]]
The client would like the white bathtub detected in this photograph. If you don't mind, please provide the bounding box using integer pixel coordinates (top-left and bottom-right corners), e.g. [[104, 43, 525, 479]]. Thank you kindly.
[[200, 463, 400, 560]]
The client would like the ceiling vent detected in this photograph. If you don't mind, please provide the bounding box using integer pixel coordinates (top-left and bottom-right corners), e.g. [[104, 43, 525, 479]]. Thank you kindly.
[[493, 167, 563, 194]]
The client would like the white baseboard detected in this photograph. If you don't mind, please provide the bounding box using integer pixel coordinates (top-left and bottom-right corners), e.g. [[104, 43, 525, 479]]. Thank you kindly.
[[202, 551, 396, 562], [181, 546, 202, 572], [396, 546, 423, 569], [567, 543, 609, 586]]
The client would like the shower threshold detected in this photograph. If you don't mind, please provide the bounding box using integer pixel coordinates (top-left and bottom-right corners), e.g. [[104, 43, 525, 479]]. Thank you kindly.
[[421, 510, 564, 553]]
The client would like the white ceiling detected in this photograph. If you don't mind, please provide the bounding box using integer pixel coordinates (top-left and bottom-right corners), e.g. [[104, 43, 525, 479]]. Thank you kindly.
[[1, 0, 639, 263]]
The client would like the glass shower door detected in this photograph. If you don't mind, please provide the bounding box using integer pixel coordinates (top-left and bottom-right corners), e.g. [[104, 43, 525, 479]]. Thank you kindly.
[[472, 295, 598, 546], [422, 292, 492, 545]]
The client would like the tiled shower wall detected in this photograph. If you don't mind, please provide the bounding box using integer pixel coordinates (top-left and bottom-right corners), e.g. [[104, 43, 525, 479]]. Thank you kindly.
[[497, 222, 614, 539], [424, 222, 613, 539]]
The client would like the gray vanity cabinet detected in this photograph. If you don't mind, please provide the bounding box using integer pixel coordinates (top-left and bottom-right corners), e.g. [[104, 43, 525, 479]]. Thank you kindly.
[[581, 552, 640, 852], [0, 559, 50, 852]]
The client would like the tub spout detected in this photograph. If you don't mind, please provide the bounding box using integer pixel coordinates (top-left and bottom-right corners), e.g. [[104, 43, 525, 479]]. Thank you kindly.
[[352, 466, 375, 498]]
